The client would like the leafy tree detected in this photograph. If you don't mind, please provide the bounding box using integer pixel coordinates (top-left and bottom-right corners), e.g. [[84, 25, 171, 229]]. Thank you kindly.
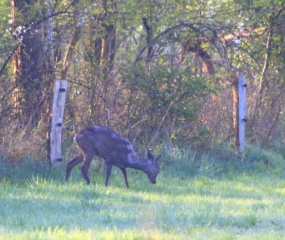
[[0, 0, 285, 161]]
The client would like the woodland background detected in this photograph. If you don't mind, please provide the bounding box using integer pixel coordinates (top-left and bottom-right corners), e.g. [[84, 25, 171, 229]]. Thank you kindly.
[[0, 0, 285, 162]]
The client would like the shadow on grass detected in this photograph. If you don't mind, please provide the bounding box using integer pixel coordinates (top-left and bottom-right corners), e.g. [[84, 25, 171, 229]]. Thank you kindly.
[[0, 159, 67, 184]]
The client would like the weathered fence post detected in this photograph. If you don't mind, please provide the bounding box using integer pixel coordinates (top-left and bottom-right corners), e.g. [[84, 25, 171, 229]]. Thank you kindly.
[[238, 75, 247, 154], [233, 75, 247, 154], [49, 80, 67, 165], [232, 77, 239, 150]]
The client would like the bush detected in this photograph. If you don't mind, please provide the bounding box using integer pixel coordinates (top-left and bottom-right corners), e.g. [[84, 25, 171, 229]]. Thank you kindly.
[[244, 144, 285, 173], [157, 143, 285, 180]]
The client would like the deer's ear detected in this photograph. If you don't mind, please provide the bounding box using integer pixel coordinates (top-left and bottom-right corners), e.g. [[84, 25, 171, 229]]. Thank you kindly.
[[155, 155, 162, 165], [147, 149, 154, 160]]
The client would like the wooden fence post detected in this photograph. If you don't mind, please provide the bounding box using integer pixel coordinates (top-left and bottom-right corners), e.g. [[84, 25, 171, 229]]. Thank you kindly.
[[238, 75, 247, 154], [49, 80, 67, 165], [232, 77, 239, 150]]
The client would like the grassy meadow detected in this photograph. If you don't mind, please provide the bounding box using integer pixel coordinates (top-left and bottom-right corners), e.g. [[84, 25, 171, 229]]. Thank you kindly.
[[1, 145, 285, 239]]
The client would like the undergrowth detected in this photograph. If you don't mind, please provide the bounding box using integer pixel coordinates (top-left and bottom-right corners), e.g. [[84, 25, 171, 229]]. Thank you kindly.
[[1, 143, 285, 184], [158, 143, 285, 180]]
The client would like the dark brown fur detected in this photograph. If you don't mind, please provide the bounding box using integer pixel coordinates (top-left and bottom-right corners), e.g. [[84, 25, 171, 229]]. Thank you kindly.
[[66, 126, 161, 187]]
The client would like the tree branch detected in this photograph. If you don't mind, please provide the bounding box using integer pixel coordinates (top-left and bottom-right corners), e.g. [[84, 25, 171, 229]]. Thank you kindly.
[[135, 22, 200, 63]]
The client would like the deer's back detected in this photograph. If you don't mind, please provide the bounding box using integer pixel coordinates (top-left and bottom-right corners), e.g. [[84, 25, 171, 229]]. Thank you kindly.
[[75, 125, 135, 162]]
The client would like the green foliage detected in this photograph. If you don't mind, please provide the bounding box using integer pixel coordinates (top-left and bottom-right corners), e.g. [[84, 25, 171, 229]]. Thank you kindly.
[[115, 61, 217, 145], [1, 0, 285, 168], [0, 1, 13, 62]]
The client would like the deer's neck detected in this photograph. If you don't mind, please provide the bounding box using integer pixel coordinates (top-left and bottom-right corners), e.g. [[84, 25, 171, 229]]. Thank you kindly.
[[127, 155, 151, 173]]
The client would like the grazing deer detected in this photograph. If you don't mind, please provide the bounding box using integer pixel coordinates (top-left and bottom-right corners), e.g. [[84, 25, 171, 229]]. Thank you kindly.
[[66, 125, 162, 187]]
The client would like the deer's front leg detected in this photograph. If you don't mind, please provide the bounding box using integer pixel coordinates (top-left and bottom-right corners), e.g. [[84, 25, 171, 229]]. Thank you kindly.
[[105, 163, 113, 187], [119, 167, 129, 188]]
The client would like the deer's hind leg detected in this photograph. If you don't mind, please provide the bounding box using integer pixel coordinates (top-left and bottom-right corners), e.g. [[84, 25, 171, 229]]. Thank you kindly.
[[66, 153, 83, 182], [81, 151, 96, 185]]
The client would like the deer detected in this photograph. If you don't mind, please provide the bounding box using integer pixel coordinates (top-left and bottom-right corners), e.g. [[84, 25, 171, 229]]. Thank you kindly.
[[66, 125, 162, 187]]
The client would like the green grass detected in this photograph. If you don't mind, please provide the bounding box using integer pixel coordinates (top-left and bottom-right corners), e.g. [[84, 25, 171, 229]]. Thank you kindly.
[[1, 150, 285, 239]]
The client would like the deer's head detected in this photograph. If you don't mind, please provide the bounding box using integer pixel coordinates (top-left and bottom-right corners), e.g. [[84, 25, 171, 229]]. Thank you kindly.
[[145, 149, 161, 184]]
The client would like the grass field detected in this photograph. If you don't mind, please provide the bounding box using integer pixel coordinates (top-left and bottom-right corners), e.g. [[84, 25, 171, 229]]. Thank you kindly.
[[1, 147, 285, 239]]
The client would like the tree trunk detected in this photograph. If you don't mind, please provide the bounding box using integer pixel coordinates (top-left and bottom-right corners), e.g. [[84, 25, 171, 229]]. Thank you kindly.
[[10, 0, 45, 126], [60, 0, 85, 122], [61, 0, 84, 80], [89, 0, 117, 123]]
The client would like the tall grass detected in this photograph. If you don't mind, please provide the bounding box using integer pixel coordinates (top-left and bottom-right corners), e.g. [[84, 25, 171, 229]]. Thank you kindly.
[[1, 144, 285, 239]]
